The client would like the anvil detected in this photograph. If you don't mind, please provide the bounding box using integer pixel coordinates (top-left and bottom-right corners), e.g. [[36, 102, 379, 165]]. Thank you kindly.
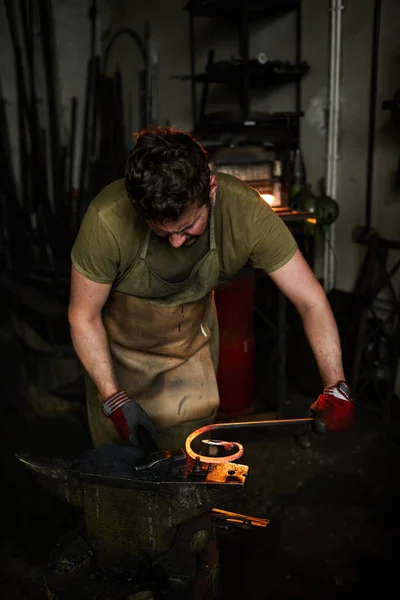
[[18, 444, 250, 599]]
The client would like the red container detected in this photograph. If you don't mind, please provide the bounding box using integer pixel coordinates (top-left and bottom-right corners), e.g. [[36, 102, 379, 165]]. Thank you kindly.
[[214, 267, 255, 416]]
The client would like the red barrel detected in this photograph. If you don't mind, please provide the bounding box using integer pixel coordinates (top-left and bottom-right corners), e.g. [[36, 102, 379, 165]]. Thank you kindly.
[[214, 267, 255, 416]]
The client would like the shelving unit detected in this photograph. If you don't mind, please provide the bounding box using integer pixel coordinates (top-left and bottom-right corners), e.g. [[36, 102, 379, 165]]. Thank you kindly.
[[183, 0, 307, 145], [178, 0, 310, 202]]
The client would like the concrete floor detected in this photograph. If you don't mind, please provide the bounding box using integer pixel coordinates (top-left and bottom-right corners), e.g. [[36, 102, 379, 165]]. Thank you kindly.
[[1, 307, 399, 599]]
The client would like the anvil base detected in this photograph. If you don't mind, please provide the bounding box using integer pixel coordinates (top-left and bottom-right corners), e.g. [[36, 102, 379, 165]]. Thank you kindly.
[[44, 517, 219, 600]]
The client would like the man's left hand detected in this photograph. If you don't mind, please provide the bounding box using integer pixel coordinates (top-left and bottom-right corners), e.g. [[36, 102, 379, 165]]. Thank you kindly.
[[310, 381, 354, 432]]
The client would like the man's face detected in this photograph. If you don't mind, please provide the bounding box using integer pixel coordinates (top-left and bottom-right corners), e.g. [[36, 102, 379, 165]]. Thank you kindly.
[[148, 202, 210, 248], [147, 175, 217, 249]]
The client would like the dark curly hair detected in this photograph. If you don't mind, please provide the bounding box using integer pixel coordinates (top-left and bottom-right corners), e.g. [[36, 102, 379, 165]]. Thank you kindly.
[[125, 127, 211, 223]]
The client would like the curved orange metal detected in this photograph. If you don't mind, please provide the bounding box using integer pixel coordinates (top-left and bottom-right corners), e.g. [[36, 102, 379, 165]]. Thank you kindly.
[[185, 422, 244, 464]]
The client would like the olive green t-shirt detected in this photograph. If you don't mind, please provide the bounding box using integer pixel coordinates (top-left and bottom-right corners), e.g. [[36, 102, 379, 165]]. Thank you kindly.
[[71, 172, 297, 290]]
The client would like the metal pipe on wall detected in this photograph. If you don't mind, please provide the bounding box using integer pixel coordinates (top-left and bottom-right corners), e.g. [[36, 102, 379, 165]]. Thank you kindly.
[[323, 0, 344, 292], [365, 0, 382, 228], [325, 0, 337, 198], [329, 0, 344, 289]]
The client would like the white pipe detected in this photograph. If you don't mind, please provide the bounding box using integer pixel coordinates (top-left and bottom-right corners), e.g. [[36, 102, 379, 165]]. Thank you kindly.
[[323, 0, 336, 290], [326, 0, 337, 195], [323, 0, 343, 292], [329, 1, 343, 290]]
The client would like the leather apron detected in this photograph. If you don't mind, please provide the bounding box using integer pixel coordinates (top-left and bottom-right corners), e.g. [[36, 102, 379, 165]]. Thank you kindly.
[[86, 207, 220, 450]]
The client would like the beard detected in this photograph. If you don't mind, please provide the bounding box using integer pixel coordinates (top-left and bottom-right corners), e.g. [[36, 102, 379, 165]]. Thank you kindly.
[[183, 208, 211, 246]]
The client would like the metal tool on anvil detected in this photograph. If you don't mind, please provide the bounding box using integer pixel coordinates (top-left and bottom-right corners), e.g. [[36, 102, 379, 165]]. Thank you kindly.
[[16, 415, 315, 599]]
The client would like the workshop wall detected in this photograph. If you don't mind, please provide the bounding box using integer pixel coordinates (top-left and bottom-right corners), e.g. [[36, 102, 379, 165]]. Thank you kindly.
[[335, 0, 400, 292], [372, 0, 400, 240], [2, 0, 399, 294]]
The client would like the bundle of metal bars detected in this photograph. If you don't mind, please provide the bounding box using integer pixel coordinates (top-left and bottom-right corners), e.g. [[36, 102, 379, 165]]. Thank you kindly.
[[1, 0, 143, 285]]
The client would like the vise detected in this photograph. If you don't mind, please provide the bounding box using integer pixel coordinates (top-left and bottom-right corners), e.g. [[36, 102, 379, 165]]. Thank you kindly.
[[17, 443, 252, 599]]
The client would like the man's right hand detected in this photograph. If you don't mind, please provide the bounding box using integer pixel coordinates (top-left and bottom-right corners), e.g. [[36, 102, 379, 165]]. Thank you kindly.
[[103, 390, 156, 447]]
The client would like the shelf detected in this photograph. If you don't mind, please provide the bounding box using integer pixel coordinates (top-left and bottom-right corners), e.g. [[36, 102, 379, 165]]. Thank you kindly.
[[174, 60, 309, 89], [184, 0, 305, 140], [195, 109, 303, 125], [196, 60, 309, 87], [184, 0, 300, 21], [193, 110, 302, 148]]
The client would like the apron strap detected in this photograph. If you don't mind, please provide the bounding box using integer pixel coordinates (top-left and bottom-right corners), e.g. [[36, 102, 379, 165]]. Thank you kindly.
[[209, 203, 216, 251], [139, 226, 152, 259]]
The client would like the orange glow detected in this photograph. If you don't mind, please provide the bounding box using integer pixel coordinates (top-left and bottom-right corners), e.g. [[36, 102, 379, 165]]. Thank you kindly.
[[306, 217, 317, 224], [260, 193, 275, 206]]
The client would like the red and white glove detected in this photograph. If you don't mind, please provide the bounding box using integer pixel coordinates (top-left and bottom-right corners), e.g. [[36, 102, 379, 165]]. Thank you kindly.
[[103, 390, 156, 446], [310, 381, 354, 432]]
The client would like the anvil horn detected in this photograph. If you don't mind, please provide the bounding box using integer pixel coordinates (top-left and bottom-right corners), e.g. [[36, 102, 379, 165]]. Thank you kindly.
[[16, 453, 83, 507]]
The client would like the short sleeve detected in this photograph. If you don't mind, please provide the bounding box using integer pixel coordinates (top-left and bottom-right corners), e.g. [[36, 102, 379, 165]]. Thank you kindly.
[[71, 204, 120, 284], [248, 196, 298, 273]]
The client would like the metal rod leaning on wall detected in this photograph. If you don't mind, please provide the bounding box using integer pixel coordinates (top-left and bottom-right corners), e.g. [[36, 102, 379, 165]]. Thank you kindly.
[[4, 0, 32, 217], [365, 0, 382, 228], [76, 58, 94, 232], [0, 78, 15, 198], [144, 20, 158, 128], [67, 97, 78, 230], [199, 49, 215, 124], [295, 0, 302, 135], [188, 11, 197, 127], [149, 33, 159, 126], [144, 21, 152, 127], [19, 0, 38, 180], [88, 0, 99, 163], [89, 57, 100, 162], [76, 1, 100, 230], [37, 127, 55, 267], [37, 0, 63, 218], [84, 55, 101, 205], [113, 69, 125, 174], [19, 0, 51, 264], [239, 0, 250, 120], [0, 77, 16, 270]]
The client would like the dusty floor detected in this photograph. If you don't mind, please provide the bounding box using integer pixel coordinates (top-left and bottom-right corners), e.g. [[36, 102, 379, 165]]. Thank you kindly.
[[0, 300, 399, 599]]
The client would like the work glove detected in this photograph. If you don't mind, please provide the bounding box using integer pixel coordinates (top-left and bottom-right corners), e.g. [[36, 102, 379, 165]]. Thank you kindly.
[[102, 390, 156, 447], [310, 381, 354, 433]]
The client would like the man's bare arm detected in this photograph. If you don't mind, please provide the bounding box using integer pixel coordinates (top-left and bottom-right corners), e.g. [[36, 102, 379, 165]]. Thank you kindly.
[[269, 249, 345, 388], [68, 266, 118, 401]]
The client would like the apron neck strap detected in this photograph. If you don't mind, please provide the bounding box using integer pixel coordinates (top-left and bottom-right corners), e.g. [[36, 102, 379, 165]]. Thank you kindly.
[[209, 202, 216, 250], [140, 226, 152, 259]]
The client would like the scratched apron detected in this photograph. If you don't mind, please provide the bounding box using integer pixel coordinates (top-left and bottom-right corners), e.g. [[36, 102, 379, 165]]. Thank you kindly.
[[86, 207, 220, 451]]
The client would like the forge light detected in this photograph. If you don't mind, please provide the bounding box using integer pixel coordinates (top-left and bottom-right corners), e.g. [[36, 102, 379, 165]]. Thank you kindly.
[[260, 193, 276, 207]]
